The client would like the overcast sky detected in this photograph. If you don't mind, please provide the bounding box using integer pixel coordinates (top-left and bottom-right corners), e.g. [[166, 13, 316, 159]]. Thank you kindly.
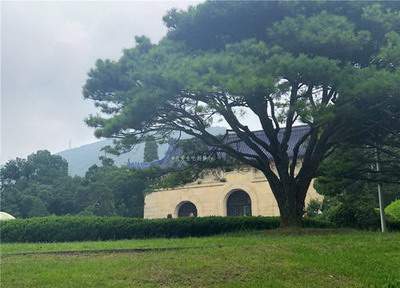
[[1, 1, 202, 164]]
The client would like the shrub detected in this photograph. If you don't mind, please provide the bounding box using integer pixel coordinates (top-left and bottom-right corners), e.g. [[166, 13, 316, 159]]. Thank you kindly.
[[385, 200, 400, 221], [0, 216, 333, 243], [322, 201, 400, 231], [305, 199, 323, 218], [387, 219, 400, 231], [324, 202, 381, 230]]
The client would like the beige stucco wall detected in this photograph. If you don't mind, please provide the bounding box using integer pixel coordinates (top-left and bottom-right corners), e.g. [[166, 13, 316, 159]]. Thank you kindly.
[[144, 166, 322, 219]]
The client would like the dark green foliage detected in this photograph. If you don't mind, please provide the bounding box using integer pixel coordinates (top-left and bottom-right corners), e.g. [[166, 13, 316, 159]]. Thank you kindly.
[[80, 164, 155, 217], [0, 216, 334, 243], [323, 200, 380, 229], [164, 1, 290, 50], [164, 1, 400, 55], [387, 219, 400, 231], [316, 144, 400, 229], [143, 136, 159, 162], [0, 150, 68, 186], [19, 195, 49, 217], [305, 199, 322, 218], [0, 150, 158, 218], [0, 150, 73, 218]]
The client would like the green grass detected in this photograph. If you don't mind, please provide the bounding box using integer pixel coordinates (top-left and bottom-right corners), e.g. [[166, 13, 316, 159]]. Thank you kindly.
[[1, 230, 399, 288]]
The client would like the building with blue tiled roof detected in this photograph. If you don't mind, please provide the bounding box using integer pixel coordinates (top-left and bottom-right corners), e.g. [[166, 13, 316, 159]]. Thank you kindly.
[[130, 125, 321, 219]]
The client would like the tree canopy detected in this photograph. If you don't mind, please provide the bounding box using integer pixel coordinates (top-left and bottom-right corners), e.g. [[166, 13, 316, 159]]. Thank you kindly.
[[84, 1, 400, 226]]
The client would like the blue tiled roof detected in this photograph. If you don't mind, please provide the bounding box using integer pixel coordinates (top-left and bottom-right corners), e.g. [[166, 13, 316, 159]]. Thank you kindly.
[[127, 125, 310, 169], [224, 125, 310, 159]]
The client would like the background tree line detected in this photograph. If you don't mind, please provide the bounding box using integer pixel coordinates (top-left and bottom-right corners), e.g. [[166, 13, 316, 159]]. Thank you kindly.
[[0, 150, 159, 218]]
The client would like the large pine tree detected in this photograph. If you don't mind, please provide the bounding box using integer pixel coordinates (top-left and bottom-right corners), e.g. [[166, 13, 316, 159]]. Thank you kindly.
[[84, 1, 400, 227]]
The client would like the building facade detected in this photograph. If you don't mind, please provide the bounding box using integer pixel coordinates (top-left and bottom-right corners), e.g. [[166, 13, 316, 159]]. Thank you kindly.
[[144, 166, 322, 219], [128, 125, 322, 219]]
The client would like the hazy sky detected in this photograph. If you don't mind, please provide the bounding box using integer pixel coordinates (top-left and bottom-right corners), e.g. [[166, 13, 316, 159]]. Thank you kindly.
[[1, 1, 200, 164]]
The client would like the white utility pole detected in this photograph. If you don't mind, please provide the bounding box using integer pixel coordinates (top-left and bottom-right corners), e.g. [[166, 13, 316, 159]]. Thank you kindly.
[[376, 148, 387, 233]]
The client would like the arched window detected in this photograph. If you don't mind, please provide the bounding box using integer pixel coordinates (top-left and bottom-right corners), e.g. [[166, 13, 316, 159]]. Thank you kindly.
[[227, 190, 252, 216], [177, 201, 198, 217]]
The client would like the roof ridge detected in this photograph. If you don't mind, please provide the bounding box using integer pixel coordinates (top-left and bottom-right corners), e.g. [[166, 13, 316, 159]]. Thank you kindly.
[[225, 124, 310, 134]]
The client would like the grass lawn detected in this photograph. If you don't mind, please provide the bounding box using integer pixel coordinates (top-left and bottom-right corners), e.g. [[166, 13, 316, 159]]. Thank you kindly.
[[1, 230, 399, 288]]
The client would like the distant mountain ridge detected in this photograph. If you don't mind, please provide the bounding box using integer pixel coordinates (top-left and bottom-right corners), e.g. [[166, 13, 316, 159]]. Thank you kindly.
[[57, 127, 226, 176]]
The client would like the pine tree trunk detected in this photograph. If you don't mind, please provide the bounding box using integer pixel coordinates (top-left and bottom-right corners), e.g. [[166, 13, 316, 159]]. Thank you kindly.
[[279, 205, 303, 228], [274, 185, 307, 228]]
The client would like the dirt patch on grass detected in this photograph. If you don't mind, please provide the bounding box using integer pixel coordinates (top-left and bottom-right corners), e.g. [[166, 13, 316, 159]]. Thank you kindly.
[[3, 247, 199, 257], [264, 228, 356, 236]]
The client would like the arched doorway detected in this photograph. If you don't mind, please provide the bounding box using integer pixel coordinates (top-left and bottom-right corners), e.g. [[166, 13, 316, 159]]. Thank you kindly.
[[177, 201, 198, 217], [227, 190, 252, 216]]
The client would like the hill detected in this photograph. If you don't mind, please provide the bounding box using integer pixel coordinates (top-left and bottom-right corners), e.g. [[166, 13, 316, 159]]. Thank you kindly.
[[57, 127, 226, 176]]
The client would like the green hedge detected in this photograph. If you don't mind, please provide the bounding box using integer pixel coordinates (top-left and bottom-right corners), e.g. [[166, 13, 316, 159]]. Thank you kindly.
[[0, 216, 332, 243]]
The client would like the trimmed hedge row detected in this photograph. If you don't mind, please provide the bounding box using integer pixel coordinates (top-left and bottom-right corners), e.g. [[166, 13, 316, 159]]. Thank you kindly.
[[0, 216, 333, 243]]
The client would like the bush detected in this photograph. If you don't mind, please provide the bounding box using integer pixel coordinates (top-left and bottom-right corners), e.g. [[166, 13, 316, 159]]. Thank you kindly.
[[0, 216, 333, 243], [305, 199, 323, 217], [322, 201, 400, 231], [324, 202, 381, 230], [385, 200, 400, 221]]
